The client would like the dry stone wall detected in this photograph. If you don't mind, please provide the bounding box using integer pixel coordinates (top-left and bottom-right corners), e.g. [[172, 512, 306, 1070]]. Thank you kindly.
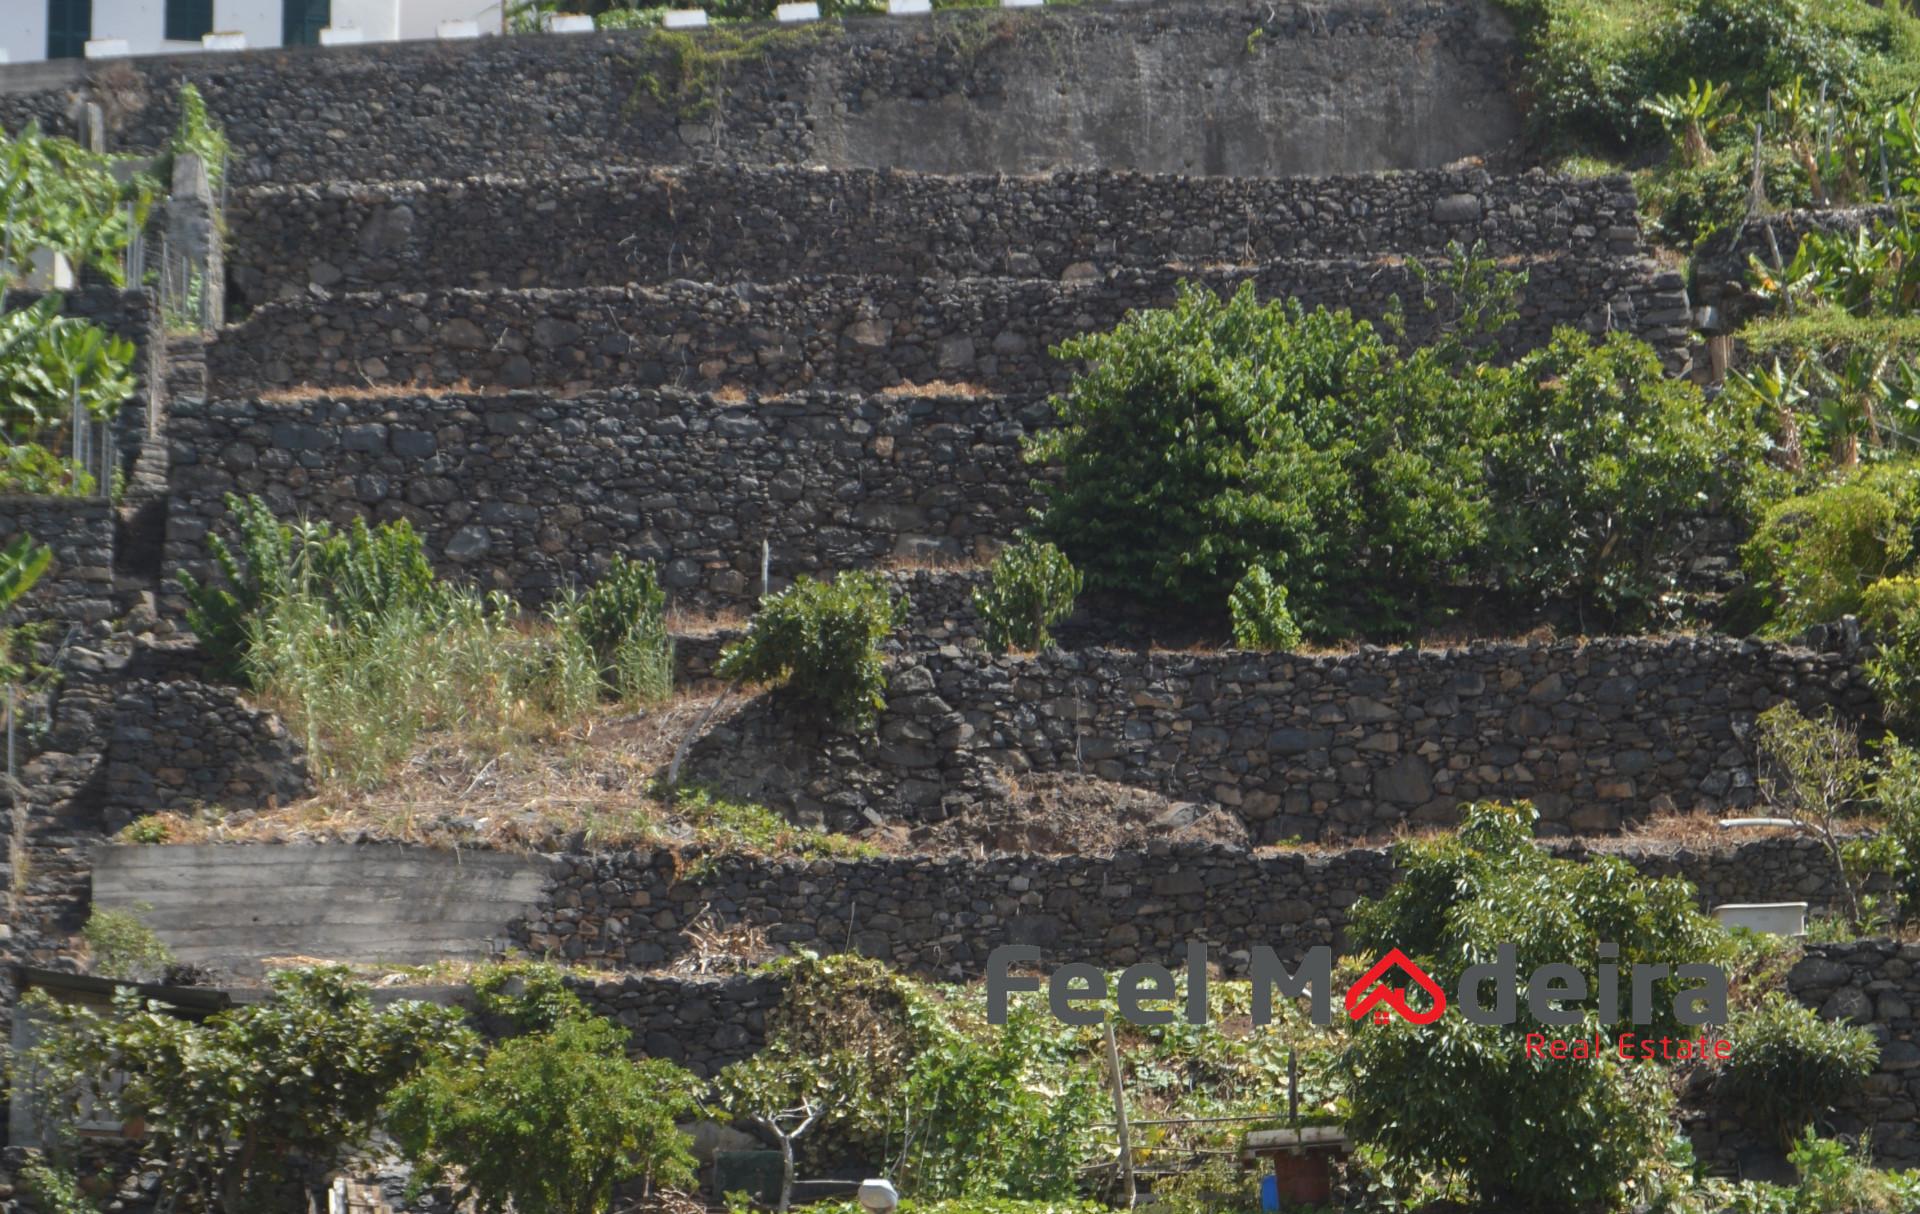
[[517, 835, 1847, 980], [1691, 206, 1893, 330], [224, 166, 1644, 300], [207, 261, 1691, 397], [0, 497, 115, 634], [0, 0, 1522, 184], [162, 388, 1040, 606], [686, 639, 1876, 842]]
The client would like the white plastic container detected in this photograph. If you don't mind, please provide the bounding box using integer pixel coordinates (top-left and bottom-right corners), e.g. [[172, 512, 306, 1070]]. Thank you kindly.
[[777, 2, 821, 20], [437, 19, 482, 38], [83, 38, 130, 59], [547, 13, 595, 32], [662, 9, 709, 27], [1713, 903, 1809, 936], [318, 26, 365, 45], [202, 31, 247, 50]]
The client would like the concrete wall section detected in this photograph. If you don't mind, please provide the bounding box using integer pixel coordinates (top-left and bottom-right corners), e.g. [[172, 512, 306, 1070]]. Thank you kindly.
[[92, 844, 554, 974]]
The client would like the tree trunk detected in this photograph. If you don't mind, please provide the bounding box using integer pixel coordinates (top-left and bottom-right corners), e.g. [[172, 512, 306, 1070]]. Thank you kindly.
[[777, 1131, 796, 1214]]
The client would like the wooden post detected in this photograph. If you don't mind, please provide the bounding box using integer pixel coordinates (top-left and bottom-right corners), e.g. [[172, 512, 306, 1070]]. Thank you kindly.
[[1104, 1019, 1136, 1208]]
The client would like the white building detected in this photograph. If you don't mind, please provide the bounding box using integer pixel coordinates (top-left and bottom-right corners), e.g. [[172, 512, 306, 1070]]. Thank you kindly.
[[3, 0, 509, 65]]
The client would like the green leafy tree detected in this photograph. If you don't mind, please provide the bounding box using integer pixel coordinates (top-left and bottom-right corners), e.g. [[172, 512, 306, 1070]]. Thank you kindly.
[[1029, 255, 1745, 637], [1488, 329, 1755, 619], [388, 1007, 701, 1214], [1342, 801, 1732, 1212], [973, 537, 1082, 653], [1755, 702, 1878, 929], [1227, 565, 1302, 651], [22, 966, 474, 1212], [0, 531, 51, 681], [716, 571, 908, 728]]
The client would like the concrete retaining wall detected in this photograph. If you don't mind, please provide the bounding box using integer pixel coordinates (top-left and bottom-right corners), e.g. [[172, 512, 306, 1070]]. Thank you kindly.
[[92, 844, 552, 975]]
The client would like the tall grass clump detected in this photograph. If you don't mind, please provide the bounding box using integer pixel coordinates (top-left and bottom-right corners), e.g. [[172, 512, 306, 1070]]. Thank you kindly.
[[184, 495, 674, 788]]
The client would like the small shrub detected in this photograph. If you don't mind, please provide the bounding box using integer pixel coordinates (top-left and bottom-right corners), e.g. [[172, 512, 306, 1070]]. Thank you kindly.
[[1743, 460, 1920, 634], [565, 554, 672, 702], [1720, 994, 1879, 1145], [178, 494, 311, 678], [1227, 565, 1302, 651], [17, 1160, 92, 1214], [80, 907, 173, 982], [1862, 575, 1920, 723], [306, 514, 442, 628], [388, 1004, 702, 1214], [716, 572, 907, 728], [973, 538, 1081, 653], [116, 815, 171, 845], [572, 554, 666, 659], [154, 83, 229, 193]]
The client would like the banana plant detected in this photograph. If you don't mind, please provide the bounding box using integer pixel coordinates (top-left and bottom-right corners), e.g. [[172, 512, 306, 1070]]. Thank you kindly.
[[1642, 79, 1737, 169], [1727, 356, 1812, 473], [0, 533, 51, 612]]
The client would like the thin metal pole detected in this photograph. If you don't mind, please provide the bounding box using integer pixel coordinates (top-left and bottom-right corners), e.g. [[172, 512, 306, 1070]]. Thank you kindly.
[[1104, 1020, 1136, 1208]]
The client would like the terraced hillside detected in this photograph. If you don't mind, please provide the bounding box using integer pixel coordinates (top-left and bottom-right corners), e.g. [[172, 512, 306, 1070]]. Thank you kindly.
[[5, 0, 1919, 1203]]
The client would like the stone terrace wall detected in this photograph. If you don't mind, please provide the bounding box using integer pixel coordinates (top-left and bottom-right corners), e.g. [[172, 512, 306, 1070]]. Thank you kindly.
[[686, 640, 1875, 842], [102, 678, 312, 831], [206, 260, 1691, 396], [162, 388, 1040, 606], [517, 835, 1845, 980], [224, 166, 1643, 300], [0, 0, 1521, 183], [0, 497, 114, 635], [1770, 941, 1920, 1165], [569, 972, 783, 1077]]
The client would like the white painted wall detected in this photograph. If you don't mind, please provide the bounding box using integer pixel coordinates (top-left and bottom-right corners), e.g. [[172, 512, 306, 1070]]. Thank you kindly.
[[0, 0, 503, 62], [1, 4, 52, 65], [329, 0, 400, 41]]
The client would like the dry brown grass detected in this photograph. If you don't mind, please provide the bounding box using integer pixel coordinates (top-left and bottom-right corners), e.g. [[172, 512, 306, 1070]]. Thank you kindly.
[[136, 690, 764, 852], [877, 549, 990, 574], [665, 606, 750, 637], [255, 381, 484, 403], [873, 378, 995, 399]]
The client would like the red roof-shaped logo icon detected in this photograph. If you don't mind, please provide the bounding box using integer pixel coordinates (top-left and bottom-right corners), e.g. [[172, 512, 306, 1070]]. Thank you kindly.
[[1345, 948, 1448, 1026]]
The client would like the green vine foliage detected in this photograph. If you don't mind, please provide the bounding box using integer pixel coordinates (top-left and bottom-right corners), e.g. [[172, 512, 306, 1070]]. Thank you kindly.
[[973, 537, 1081, 653], [716, 571, 908, 728], [0, 295, 139, 496], [149, 84, 230, 195], [1, 121, 148, 285], [630, 23, 830, 118]]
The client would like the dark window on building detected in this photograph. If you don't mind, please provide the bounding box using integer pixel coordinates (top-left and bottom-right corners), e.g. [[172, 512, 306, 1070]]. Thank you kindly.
[[164, 0, 213, 41], [47, 0, 93, 59], [282, 0, 330, 45]]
